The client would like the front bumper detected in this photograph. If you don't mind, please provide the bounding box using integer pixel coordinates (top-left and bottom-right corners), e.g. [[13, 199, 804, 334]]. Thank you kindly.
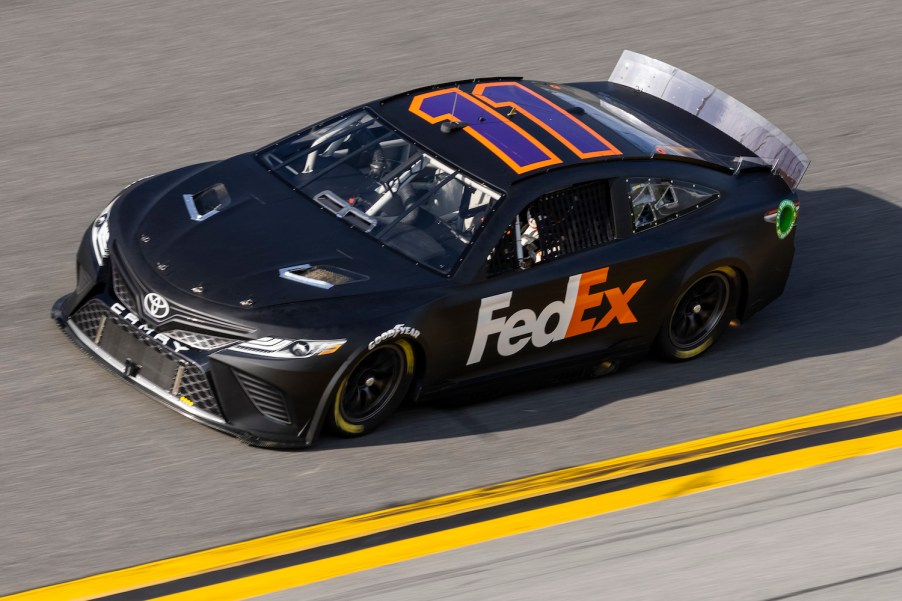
[[53, 293, 326, 449]]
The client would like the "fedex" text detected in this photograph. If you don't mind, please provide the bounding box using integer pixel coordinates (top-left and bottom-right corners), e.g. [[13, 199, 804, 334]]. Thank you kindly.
[[467, 267, 645, 364]]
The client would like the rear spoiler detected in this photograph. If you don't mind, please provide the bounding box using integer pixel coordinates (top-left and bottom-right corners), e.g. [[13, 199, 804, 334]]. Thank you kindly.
[[609, 51, 810, 190]]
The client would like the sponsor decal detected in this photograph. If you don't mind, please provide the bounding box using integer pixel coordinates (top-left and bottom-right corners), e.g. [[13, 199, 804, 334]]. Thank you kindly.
[[110, 302, 190, 353], [368, 324, 421, 350], [775, 199, 798, 240], [467, 267, 645, 364]]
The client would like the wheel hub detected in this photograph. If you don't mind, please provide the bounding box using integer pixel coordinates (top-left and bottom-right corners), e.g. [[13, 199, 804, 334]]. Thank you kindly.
[[669, 273, 730, 350], [339, 345, 406, 424]]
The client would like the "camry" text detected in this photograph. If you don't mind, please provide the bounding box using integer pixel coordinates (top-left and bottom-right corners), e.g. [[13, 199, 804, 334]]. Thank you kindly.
[[467, 267, 645, 364], [110, 302, 190, 353]]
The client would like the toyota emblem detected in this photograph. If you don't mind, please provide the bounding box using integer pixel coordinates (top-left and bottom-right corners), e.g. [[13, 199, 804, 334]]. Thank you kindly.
[[143, 292, 171, 319]]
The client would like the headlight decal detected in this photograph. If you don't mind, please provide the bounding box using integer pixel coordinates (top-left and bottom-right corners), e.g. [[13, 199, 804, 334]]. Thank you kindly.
[[91, 176, 155, 266], [91, 199, 116, 266], [230, 337, 346, 358]]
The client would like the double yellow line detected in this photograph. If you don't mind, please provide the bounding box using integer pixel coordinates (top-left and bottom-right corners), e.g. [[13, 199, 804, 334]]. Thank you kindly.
[[7, 395, 902, 601]]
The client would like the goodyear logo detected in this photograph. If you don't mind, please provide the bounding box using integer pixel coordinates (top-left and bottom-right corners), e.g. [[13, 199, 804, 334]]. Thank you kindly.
[[467, 267, 645, 364], [368, 324, 421, 350]]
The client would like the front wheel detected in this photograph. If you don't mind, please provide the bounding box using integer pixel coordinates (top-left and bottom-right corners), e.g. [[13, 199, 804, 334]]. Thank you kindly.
[[328, 340, 415, 436], [656, 269, 738, 361]]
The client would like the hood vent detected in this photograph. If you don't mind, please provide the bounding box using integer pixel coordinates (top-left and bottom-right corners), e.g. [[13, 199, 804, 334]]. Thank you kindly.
[[279, 264, 367, 289], [184, 183, 231, 222]]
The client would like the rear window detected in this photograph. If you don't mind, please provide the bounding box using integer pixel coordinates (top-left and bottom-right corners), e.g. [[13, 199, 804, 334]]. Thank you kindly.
[[627, 178, 719, 232]]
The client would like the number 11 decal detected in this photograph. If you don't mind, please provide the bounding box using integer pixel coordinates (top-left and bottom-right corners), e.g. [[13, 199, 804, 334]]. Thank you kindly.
[[409, 82, 620, 174]]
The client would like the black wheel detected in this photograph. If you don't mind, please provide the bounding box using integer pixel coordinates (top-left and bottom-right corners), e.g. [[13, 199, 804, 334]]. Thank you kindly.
[[657, 269, 737, 361], [329, 340, 415, 436]]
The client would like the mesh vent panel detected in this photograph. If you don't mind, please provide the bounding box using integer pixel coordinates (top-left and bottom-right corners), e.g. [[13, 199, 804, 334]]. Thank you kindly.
[[178, 364, 221, 417], [70, 300, 108, 339], [486, 180, 612, 277], [167, 330, 240, 351], [532, 181, 613, 262], [234, 370, 291, 424], [111, 264, 137, 313]]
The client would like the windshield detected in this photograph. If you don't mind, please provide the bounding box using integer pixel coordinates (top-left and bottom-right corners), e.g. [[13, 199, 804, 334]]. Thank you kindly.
[[258, 110, 502, 274]]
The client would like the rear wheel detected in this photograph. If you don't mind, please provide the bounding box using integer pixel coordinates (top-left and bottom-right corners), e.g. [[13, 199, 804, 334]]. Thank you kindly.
[[329, 340, 415, 436], [657, 269, 737, 361]]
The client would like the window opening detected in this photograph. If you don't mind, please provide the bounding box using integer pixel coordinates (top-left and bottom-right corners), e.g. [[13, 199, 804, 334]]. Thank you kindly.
[[487, 180, 612, 276], [627, 178, 719, 232]]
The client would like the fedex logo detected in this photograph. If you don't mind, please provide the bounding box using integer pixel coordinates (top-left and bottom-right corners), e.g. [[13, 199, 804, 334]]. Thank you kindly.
[[467, 267, 645, 364]]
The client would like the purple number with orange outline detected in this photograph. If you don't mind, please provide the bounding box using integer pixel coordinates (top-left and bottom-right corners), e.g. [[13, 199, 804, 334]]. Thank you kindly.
[[409, 89, 561, 174], [474, 82, 620, 159], [409, 83, 621, 174]]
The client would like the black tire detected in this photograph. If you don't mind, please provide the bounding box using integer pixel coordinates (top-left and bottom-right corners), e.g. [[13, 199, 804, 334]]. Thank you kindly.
[[328, 340, 415, 436], [656, 268, 738, 361]]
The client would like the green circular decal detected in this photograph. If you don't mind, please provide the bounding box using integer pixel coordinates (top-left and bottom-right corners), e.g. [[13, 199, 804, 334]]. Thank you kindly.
[[775, 199, 797, 240]]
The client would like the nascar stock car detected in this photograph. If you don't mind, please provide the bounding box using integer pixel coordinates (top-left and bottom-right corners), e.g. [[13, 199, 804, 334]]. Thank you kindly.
[[53, 51, 809, 447]]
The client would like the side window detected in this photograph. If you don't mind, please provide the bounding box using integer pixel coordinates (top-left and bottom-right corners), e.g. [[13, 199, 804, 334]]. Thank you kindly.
[[487, 180, 613, 277], [627, 178, 719, 232]]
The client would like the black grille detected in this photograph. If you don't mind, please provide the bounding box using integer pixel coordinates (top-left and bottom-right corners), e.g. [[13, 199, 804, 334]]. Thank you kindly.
[[162, 301, 253, 336], [166, 329, 240, 351], [110, 250, 252, 336], [234, 370, 291, 424], [70, 300, 108, 340], [178, 364, 220, 417], [70, 302, 222, 419], [111, 263, 137, 313]]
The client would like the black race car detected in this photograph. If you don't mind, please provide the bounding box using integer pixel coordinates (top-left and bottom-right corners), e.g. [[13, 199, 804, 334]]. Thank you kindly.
[[53, 51, 809, 447]]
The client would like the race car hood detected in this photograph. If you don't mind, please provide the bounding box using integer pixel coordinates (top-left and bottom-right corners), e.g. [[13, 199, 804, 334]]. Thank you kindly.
[[113, 154, 439, 308]]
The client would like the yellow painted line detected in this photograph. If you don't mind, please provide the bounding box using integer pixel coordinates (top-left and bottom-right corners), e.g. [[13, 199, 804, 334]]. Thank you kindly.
[[4, 394, 902, 601], [154, 428, 902, 600]]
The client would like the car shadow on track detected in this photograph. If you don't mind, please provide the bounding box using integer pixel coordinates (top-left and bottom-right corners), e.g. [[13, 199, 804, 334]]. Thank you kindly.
[[318, 186, 902, 449]]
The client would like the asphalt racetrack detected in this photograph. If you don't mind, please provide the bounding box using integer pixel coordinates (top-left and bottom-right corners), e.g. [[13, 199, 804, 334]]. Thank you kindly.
[[2, 0, 902, 597]]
